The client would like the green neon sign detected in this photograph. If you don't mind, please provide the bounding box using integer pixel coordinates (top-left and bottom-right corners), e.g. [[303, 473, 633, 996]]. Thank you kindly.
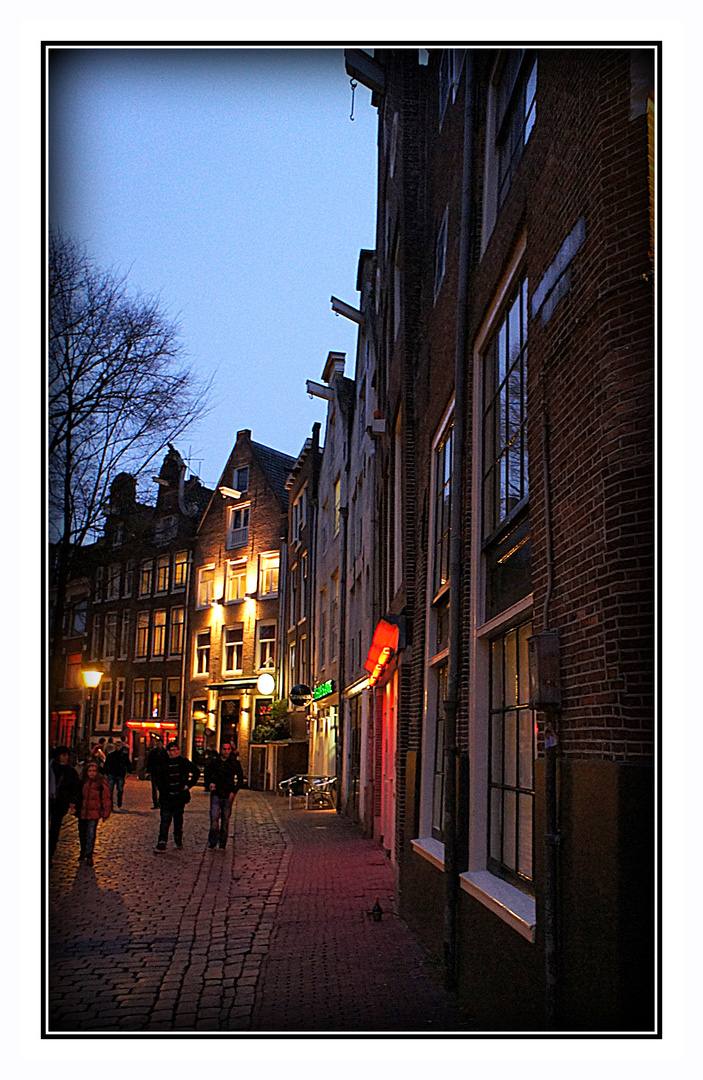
[[313, 680, 334, 701]]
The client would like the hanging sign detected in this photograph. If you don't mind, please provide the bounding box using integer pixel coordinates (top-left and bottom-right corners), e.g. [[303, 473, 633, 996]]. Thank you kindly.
[[364, 619, 401, 686], [313, 680, 335, 701]]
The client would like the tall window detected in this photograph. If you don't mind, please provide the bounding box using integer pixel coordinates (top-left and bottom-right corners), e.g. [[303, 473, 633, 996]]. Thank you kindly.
[[173, 551, 188, 591], [431, 665, 449, 840], [156, 555, 170, 593], [167, 678, 180, 718], [226, 559, 247, 602], [195, 630, 211, 675], [224, 626, 244, 673], [290, 564, 298, 627], [334, 476, 341, 536], [319, 589, 327, 666], [482, 277, 529, 541], [139, 560, 153, 597], [235, 466, 249, 493], [114, 678, 125, 731], [107, 564, 121, 600], [488, 622, 535, 885], [394, 408, 403, 594], [258, 623, 276, 670], [434, 208, 448, 301], [123, 560, 134, 598], [66, 653, 82, 690], [132, 679, 146, 719], [292, 488, 307, 542], [301, 552, 308, 617], [150, 678, 163, 719], [136, 611, 149, 659], [96, 679, 112, 730], [330, 573, 339, 659], [119, 612, 130, 659], [289, 641, 297, 689], [227, 505, 250, 550], [197, 566, 215, 608], [433, 423, 453, 595], [496, 52, 537, 210], [103, 612, 117, 660], [91, 614, 102, 660], [170, 608, 184, 655], [259, 552, 280, 598], [152, 610, 166, 657]]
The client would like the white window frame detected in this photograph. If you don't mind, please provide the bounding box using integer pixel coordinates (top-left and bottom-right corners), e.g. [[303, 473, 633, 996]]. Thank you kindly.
[[223, 624, 244, 674], [103, 611, 117, 660], [119, 611, 130, 660], [258, 551, 280, 599], [197, 564, 216, 609], [169, 607, 185, 656], [225, 559, 247, 603], [107, 564, 121, 600], [257, 622, 276, 672], [226, 504, 250, 550], [113, 677, 125, 731], [95, 678, 112, 731], [152, 609, 167, 658], [195, 629, 211, 676]]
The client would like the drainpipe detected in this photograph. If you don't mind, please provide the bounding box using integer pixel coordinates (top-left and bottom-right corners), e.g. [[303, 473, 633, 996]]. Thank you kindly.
[[443, 50, 474, 993], [541, 404, 560, 1030], [179, 551, 193, 754], [336, 504, 349, 812]]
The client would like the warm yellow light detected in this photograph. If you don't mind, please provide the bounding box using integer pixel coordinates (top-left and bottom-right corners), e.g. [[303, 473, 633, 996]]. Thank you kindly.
[[257, 673, 275, 695], [82, 669, 103, 689]]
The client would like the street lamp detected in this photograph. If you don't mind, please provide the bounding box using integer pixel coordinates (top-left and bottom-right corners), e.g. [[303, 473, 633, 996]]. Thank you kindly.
[[81, 669, 103, 753]]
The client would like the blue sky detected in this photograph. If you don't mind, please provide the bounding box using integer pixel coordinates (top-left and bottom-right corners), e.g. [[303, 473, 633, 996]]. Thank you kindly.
[[49, 47, 378, 488]]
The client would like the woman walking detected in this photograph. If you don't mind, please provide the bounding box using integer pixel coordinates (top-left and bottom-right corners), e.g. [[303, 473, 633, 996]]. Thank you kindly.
[[76, 761, 111, 867]]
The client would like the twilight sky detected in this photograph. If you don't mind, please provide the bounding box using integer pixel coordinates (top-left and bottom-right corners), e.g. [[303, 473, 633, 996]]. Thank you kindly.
[[49, 46, 378, 490]]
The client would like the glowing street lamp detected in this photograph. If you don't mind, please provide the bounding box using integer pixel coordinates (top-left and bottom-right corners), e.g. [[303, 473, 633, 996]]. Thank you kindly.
[[81, 669, 103, 748]]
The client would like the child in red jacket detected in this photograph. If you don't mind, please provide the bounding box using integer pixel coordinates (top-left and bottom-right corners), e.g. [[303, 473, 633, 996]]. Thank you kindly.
[[76, 761, 111, 866]]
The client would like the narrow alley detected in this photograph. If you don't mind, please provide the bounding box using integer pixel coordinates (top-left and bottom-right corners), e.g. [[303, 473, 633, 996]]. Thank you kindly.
[[48, 776, 477, 1034]]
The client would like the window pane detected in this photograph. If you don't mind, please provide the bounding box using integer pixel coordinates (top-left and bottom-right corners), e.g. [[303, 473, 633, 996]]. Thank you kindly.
[[504, 710, 517, 788], [518, 622, 531, 704], [505, 628, 518, 707], [519, 711, 534, 789], [518, 793, 533, 878], [503, 790, 516, 870], [491, 712, 503, 783], [490, 788, 503, 861]]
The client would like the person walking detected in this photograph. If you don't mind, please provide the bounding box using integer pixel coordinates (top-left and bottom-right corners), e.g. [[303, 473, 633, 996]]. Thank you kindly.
[[204, 742, 244, 850], [104, 738, 131, 810], [90, 742, 106, 770], [153, 741, 199, 853], [75, 760, 112, 867], [146, 738, 167, 809], [48, 746, 81, 865]]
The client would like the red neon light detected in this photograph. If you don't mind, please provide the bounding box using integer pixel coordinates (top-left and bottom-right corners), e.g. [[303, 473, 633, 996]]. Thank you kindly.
[[126, 721, 178, 731], [364, 619, 400, 684]]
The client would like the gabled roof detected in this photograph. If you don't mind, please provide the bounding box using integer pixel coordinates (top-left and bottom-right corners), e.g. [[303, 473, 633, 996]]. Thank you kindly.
[[251, 441, 297, 508]]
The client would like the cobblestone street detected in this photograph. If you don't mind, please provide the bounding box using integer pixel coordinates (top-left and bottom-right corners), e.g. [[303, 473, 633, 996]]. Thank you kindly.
[[48, 775, 476, 1034]]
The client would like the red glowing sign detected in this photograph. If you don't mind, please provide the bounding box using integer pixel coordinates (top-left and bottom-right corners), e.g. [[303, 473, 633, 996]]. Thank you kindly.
[[364, 619, 400, 685]]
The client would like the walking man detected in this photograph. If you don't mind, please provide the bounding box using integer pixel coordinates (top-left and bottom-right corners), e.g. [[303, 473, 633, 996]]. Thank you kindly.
[[204, 742, 244, 850], [104, 738, 131, 809], [153, 741, 199, 852]]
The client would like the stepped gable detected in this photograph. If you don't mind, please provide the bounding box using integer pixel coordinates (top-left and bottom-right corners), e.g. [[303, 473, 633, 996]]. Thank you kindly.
[[251, 441, 297, 508]]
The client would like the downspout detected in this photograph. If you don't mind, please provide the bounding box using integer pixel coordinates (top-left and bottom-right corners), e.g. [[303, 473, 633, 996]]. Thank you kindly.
[[179, 551, 193, 754], [541, 404, 560, 1030], [336, 504, 349, 813], [443, 50, 474, 994]]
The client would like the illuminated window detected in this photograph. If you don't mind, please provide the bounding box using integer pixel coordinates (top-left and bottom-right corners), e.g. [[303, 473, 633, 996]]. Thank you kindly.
[[224, 625, 244, 674], [173, 551, 188, 591], [259, 552, 280, 598], [225, 559, 247, 602], [488, 622, 535, 885], [152, 610, 166, 657], [135, 611, 149, 659], [195, 629, 211, 675], [150, 678, 163, 719], [170, 608, 184, 655], [227, 505, 250, 550], [139, 560, 153, 597], [334, 476, 341, 536], [197, 565, 215, 608], [167, 678, 180, 718], [156, 555, 170, 593], [66, 653, 82, 690], [258, 623, 276, 670], [132, 679, 146, 719]]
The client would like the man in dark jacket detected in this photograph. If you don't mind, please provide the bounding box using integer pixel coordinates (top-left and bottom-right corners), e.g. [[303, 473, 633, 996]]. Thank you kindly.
[[153, 741, 200, 852], [104, 738, 131, 809], [203, 742, 244, 850], [146, 739, 168, 809], [48, 746, 81, 864]]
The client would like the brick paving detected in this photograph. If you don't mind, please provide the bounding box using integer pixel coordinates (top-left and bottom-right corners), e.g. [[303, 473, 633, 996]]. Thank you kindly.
[[48, 775, 476, 1034]]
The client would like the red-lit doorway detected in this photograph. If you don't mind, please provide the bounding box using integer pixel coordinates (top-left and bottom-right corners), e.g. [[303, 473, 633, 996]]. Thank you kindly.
[[380, 672, 397, 863]]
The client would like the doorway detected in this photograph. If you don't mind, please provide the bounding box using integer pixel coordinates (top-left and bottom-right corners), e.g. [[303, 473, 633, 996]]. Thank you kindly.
[[380, 673, 397, 862]]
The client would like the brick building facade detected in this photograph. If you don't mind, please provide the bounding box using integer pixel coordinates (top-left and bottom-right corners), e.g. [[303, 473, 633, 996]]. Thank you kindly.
[[348, 46, 655, 1031]]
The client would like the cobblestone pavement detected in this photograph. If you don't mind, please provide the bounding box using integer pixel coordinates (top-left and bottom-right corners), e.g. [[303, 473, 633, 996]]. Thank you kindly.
[[48, 775, 476, 1034]]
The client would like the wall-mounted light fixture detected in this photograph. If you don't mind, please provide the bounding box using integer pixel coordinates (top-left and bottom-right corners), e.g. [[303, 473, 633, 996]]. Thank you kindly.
[[257, 673, 275, 696], [219, 486, 242, 499]]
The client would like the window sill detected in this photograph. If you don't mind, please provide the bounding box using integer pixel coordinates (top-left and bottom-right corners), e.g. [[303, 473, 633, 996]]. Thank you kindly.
[[410, 838, 535, 943], [460, 871, 535, 943]]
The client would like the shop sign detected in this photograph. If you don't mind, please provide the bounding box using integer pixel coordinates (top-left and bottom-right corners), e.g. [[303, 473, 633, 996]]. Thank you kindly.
[[364, 619, 401, 686], [313, 680, 335, 701]]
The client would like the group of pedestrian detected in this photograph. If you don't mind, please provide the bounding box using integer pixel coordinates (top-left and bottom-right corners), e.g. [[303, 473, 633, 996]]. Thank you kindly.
[[49, 739, 244, 866]]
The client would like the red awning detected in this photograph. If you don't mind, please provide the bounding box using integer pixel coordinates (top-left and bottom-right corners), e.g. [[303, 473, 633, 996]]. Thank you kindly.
[[364, 619, 400, 685]]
